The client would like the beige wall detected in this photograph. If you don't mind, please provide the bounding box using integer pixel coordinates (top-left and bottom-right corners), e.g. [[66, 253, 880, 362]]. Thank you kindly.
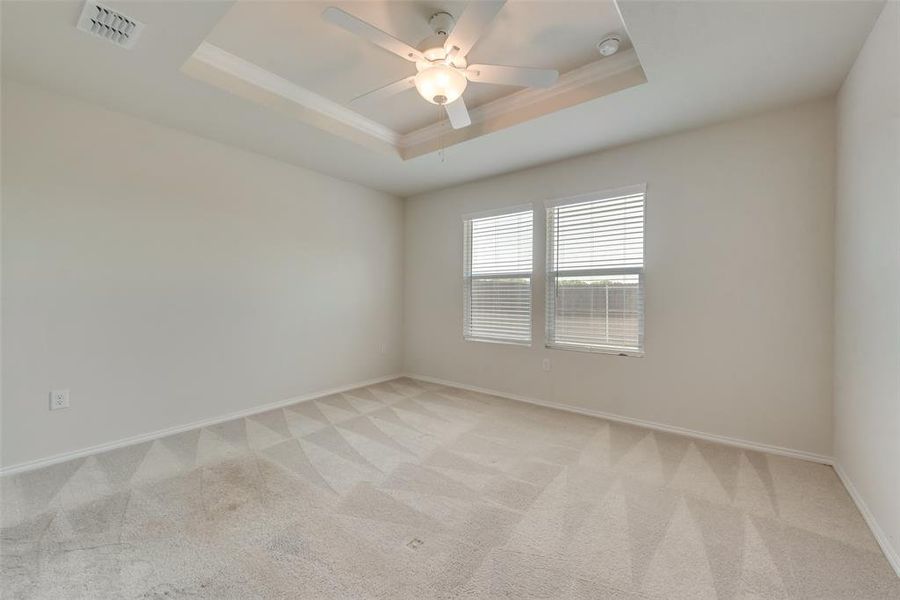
[[1, 81, 404, 468], [404, 99, 836, 457], [834, 1, 900, 571]]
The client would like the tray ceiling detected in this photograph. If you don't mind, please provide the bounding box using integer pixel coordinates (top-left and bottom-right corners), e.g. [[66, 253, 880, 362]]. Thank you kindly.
[[203, 0, 631, 133], [0, 1, 885, 196], [182, 0, 642, 157]]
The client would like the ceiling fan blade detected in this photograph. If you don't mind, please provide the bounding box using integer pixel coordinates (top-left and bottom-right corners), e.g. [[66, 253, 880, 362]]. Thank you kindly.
[[444, 0, 505, 57], [351, 76, 416, 104], [323, 7, 424, 63], [444, 97, 471, 130], [466, 64, 559, 88]]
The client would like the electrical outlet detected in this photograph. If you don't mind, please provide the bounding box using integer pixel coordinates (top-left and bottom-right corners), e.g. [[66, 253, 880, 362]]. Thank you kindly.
[[380, 342, 388, 355], [50, 389, 70, 411], [542, 358, 551, 372]]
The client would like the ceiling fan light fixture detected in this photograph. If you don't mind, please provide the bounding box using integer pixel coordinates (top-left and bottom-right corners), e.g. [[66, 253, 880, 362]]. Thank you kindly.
[[324, 2, 558, 130], [414, 64, 467, 105]]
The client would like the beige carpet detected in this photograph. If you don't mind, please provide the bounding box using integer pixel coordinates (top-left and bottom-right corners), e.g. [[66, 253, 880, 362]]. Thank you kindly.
[[1, 377, 897, 599]]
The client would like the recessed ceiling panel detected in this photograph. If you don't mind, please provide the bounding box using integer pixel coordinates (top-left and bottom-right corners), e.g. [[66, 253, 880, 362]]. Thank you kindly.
[[204, 0, 631, 133]]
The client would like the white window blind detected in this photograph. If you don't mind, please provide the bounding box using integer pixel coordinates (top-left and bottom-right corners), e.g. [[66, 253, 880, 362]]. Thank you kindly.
[[546, 187, 645, 354], [464, 208, 533, 345]]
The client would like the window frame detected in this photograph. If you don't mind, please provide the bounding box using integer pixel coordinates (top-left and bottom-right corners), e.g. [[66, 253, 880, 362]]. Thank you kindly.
[[544, 184, 646, 357], [463, 204, 534, 347]]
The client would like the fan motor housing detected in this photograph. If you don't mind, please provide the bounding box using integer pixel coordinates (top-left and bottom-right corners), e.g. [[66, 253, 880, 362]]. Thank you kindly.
[[416, 11, 467, 69], [416, 37, 468, 70]]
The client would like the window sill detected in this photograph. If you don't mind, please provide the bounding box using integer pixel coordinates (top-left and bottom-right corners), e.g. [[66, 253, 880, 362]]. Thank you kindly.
[[545, 343, 644, 358], [464, 336, 532, 348]]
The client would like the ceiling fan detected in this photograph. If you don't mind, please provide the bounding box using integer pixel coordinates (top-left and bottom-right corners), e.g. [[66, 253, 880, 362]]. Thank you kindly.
[[322, 0, 559, 130]]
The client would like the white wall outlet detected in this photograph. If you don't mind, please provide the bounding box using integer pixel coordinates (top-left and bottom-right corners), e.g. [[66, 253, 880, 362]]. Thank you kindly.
[[542, 358, 551, 372], [380, 342, 388, 355], [50, 389, 70, 411]]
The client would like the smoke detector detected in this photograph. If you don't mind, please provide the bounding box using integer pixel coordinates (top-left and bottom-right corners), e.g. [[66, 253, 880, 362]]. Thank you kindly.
[[76, 1, 144, 49], [596, 35, 621, 57]]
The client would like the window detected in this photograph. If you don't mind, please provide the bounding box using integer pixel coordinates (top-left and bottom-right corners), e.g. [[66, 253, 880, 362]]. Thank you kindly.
[[464, 208, 533, 345], [546, 186, 645, 355]]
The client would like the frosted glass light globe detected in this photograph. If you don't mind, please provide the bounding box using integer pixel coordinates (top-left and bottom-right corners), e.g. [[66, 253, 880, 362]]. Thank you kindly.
[[414, 64, 467, 105]]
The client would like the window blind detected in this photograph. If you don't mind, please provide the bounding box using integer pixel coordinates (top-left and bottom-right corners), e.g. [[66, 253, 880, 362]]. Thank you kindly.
[[464, 209, 533, 345], [546, 188, 645, 354]]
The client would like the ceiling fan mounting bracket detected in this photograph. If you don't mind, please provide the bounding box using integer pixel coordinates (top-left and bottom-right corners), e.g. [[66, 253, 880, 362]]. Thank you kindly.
[[428, 11, 455, 36]]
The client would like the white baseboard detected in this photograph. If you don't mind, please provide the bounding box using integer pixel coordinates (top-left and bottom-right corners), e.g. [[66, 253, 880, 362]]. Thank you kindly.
[[404, 372, 834, 465], [0, 372, 403, 477], [407, 372, 900, 576], [8, 368, 894, 578], [833, 463, 900, 578]]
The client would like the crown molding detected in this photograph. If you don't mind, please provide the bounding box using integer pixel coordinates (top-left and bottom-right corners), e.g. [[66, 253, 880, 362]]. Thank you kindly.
[[183, 43, 645, 160], [398, 49, 642, 150], [190, 42, 402, 147]]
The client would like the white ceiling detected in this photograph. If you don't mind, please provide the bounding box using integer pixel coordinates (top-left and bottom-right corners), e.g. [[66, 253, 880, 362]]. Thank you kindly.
[[205, 0, 629, 133], [1, 1, 884, 197]]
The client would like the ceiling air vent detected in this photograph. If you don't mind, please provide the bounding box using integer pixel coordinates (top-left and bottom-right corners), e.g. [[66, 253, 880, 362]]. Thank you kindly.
[[76, 1, 144, 49]]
